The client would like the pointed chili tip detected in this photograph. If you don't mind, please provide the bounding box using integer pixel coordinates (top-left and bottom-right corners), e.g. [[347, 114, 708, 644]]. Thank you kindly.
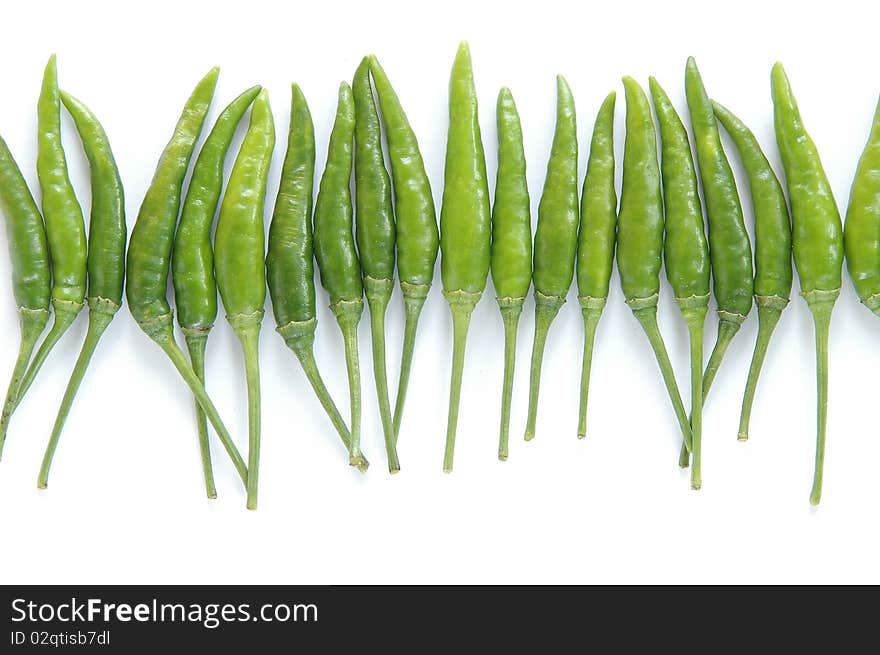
[[686, 55, 697, 69], [47, 53, 57, 67], [454, 40, 472, 66]]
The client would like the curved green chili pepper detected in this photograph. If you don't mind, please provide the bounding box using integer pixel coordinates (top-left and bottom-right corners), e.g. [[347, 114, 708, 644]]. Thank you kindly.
[[0, 137, 50, 460], [576, 91, 617, 439], [0, 55, 87, 444], [172, 85, 261, 498], [772, 62, 843, 506], [369, 55, 440, 443], [440, 42, 491, 472], [650, 77, 710, 488], [617, 76, 693, 453], [712, 100, 793, 443], [353, 57, 399, 473], [267, 84, 367, 472], [314, 82, 365, 468], [126, 67, 248, 487], [37, 91, 126, 488], [491, 86, 531, 460], [685, 57, 754, 404], [524, 75, 579, 443]]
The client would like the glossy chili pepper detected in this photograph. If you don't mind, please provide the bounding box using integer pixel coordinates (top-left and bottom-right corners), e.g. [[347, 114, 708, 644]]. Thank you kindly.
[[37, 91, 126, 488], [650, 77, 710, 488], [126, 67, 248, 487], [712, 101, 792, 443], [490, 86, 531, 461], [0, 137, 50, 459], [524, 75, 579, 442], [215, 88, 274, 510], [772, 62, 843, 506], [313, 82, 365, 468], [267, 84, 367, 472], [617, 76, 693, 453], [353, 57, 399, 473], [440, 42, 491, 472], [369, 55, 440, 443], [172, 85, 261, 498], [576, 91, 617, 438]]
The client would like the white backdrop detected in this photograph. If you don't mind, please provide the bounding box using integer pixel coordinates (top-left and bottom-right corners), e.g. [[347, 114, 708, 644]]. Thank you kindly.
[[0, 0, 878, 584]]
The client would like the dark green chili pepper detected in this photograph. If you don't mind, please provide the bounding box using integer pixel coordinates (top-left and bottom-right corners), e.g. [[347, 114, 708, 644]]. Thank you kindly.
[[126, 67, 248, 487], [685, 57, 754, 404], [617, 76, 693, 453], [772, 62, 843, 506], [314, 82, 365, 468], [491, 86, 531, 461], [576, 91, 617, 439], [267, 84, 367, 473], [353, 57, 399, 473], [440, 42, 491, 472], [172, 85, 261, 499], [524, 75, 579, 443], [37, 91, 126, 488], [369, 55, 440, 444], [650, 77, 710, 489], [215, 88, 274, 511], [0, 137, 50, 459], [0, 55, 87, 443], [712, 101, 793, 443]]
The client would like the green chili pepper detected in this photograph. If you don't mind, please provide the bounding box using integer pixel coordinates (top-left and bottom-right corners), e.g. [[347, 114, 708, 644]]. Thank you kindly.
[[685, 58, 754, 405], [440, 42, 491, 472], [772, 62, 843, 506], [172, 85, 261, 498], [524, 75, 579, 443], [353, 57, 399, 473], [37, 91, 126, 488], [491, 86, 531, 460], [267, 84, 367, 473], [712, 101, 793, 443], [0, 137, 50, 460], [576, 91, 617, 438], [369, 55, 440, 443], [617, 77, 693, 453], [314, 82, 365, 468], [126, 67, 248, 488], [650, 77, 710, 489], [0, 55, 87, 444]]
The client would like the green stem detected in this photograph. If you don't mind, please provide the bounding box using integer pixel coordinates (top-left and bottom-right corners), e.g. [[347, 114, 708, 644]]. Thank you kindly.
[[332, 300, 364, 467], [233, 321, 261, 511], [183, 329, 216, 498], [37, 301, 117, 489], [365, 278, 399, 473], [577, 297, 605, 439], [497, 298, 524, 461], [702, 313, 744, 402], [392, 282, 428, 444], [629, 297, 693, 453], [0, 308, 48, 459], [805, 289, 837, 506], [737, 297, 786, 441], [524, 292, 564, 442], [443, 290, 480, 473], [682, 305, 707, 491]]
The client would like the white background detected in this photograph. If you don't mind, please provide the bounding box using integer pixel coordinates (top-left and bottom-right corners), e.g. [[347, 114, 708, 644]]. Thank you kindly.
[[0, 0, 878, 584]]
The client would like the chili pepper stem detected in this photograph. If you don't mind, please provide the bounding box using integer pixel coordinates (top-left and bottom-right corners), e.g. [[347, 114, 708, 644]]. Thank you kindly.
[[0, 309, 48, 459], [577, 297, 605, 439], [524, 292, 564, 441], [702, 313, 744, 402], [681, 303, 708, 490], [183, 329, 216, 498], [279, 320, 368, 472], [365, 278, 399, 473], [805, 290, 838, 506], [738, 297, 787, 441], [629, 296, 693, 453], [230, 314, 262, 510], [497, 297, 524, 460], [332, 300, 364, 468], [37, 300, 118, 488], [393, 282, 429, 444], [443, 290, 480, 473]]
